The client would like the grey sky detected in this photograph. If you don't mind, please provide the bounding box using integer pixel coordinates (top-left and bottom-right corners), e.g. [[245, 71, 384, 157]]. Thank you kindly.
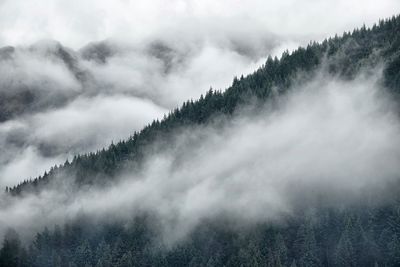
[[0, 0, 399, 48]]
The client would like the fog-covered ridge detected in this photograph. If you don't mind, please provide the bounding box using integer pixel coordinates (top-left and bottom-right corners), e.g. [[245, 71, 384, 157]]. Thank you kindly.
[[1, 3, 400, 266], [0, 0, 399, 190]]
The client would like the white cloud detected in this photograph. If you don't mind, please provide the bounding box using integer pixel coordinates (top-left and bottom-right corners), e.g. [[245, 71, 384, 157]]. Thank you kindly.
[[0, 95, 166, 187], [0, 0, 399, 48]]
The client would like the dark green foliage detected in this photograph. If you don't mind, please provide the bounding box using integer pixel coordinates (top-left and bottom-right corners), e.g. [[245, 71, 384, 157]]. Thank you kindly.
[[294, 221, 321, 267], [0, 229, 27, 267], [2, 203, 400, 266], [335, 229, 356, 267]]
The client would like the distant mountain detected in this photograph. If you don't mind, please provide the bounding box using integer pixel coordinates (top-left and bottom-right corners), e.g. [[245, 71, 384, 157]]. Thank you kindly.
[[0, 39, 191, 123], [80, 41, 116, 64], [0, 41, 89, 122]]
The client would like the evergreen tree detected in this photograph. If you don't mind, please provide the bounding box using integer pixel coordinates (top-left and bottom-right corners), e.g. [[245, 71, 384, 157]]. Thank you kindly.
[[0, 229, 21, 267], [387, 233, 400, 266], [116, 251, 134, 267], [274, 233, 288, 266], [95, 240, 113, 267], [335, 228, 356, 267], [294, 222, 321, 267], [75, 239, 93, 267]]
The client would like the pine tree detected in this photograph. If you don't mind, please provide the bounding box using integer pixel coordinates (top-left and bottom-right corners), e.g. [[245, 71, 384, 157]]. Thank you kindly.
[[75, 239, 93, 267], [95, 240, 113, 267], [237, 239, 263, 267], [387, 233, 400, 266], [52, 251, 62, 267], [117, 251, 134, 267], [335, 227, 356, 267], [294, 222, 321, 267], [0, 229, 21, 267], [275, 233, 288, 266]]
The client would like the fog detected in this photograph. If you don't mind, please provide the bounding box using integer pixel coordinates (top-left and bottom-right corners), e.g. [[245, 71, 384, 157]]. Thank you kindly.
[[0, 0, 400, 250], [0, 38, 264, 187], [1, 0, 399, 48], [0, 0, 399, 188], [1, 70, 400, 244], [0, 95, 167, 186]]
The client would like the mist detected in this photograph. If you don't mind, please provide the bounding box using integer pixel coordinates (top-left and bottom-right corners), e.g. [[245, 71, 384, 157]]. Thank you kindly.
[[0, 38, 265, 187], [1, 0, 399, 49], [1, 69, 399, 245], [0, 0, 399, 190]]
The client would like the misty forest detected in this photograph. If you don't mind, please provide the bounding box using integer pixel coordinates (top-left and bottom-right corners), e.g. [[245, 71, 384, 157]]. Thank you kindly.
[[1, 1, 400, 267]]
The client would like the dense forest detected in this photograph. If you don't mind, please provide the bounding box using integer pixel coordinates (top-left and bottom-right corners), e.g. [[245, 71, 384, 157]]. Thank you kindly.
[[1, 15, 400, 267], [1, 203, 400, 267]]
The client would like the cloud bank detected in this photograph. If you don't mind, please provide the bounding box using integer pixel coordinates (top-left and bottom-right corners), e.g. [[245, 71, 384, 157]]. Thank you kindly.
[[1, 71, 400, 244], [0, 37, 264, 187], [0, 0, 399, 49]]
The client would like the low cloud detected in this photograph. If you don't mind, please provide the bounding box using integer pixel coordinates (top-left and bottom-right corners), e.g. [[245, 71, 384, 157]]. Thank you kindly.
[[1, 70, 399, 245], [0, 37, 268, 188], [0, 0, 399, 48], [0, 21, 280, 188], [0, 95, 166, 186], [0, 0, 398, 190]]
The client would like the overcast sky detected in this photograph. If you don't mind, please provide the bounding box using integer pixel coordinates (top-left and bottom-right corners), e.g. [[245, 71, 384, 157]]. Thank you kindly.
[[0, 0, 399, 48]]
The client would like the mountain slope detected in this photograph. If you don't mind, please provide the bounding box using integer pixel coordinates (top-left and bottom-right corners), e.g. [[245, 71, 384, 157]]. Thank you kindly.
[[7, 15, 400, 195], [1, 15, 400, 267]]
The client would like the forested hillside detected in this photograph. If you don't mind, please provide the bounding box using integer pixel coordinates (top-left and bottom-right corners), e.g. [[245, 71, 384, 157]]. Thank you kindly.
[[1, 15, 400, 267], [7, 15, 400, 195]]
